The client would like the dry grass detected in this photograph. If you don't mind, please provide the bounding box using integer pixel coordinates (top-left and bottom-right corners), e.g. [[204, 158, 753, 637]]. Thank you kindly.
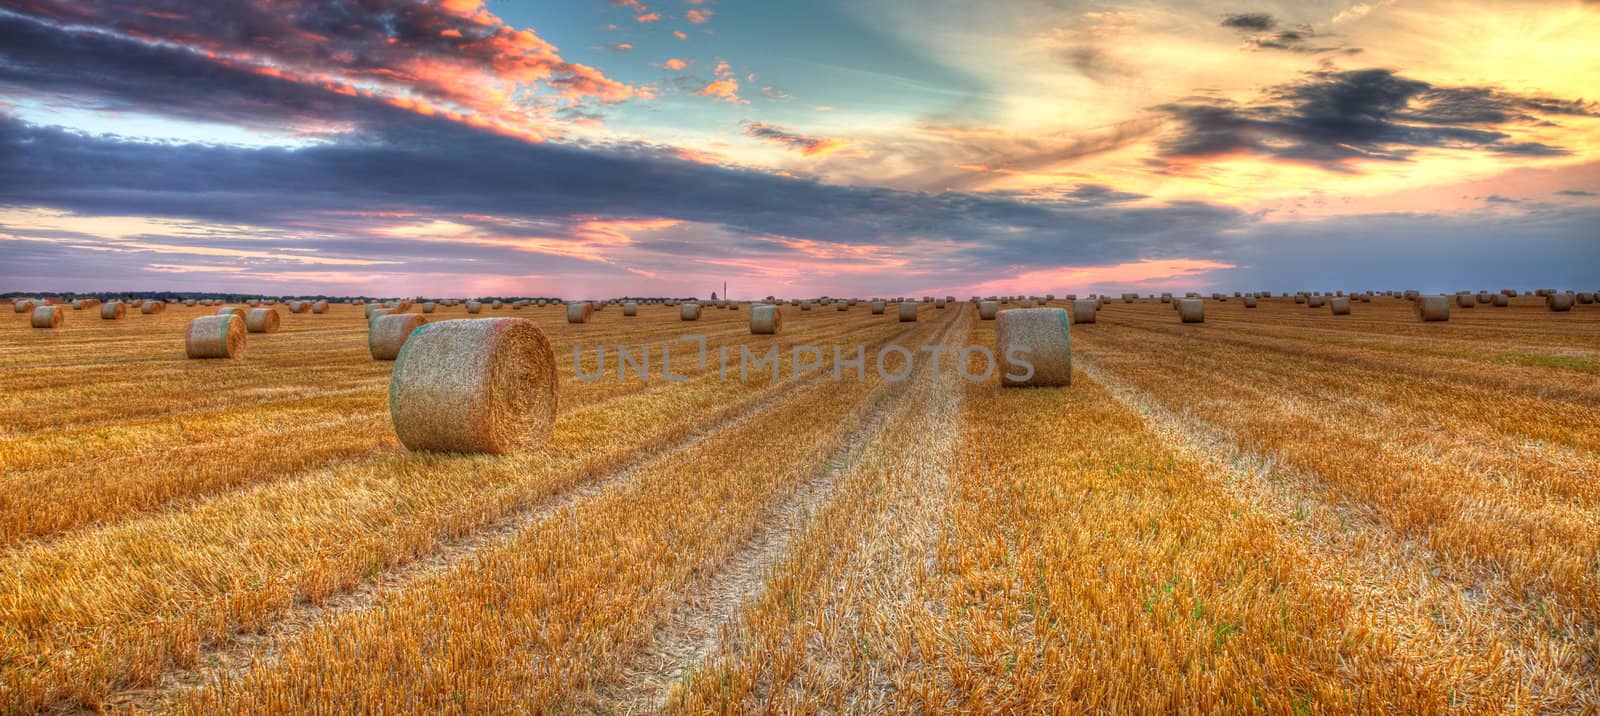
[[1, 296, 1596, 713]]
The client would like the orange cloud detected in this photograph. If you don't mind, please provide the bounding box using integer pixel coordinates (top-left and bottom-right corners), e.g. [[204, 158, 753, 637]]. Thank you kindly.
[[663, 58, 688, 70], [673, 30, 688, 40], [685, 8, 713, 24], [696, 78, 741, 103], [968, 259, 1236, 295], [742, 122, 850, 157], [636, 12, 661, 23]]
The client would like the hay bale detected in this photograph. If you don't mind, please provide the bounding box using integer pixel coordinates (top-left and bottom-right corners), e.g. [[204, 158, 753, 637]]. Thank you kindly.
[[185, 315, 245, 358], [30, 305, 63, 328], [100, 302, 127, 320], [140, 300, 167, 314], [288, 301, 309, 314], [566, 302, 594, 323], [311, 300, 329, 314], [365, 305, 390, 319], [466, 300, 483, 314], [870, 300, 887, 315], [1071, 299, 1097, 324], [1455, 293, 1474, 308], [623, 301, 638, 316], [12, 299, 36, 313], [370, 313, 427, 360], [1416, 295, 1450, 322], [1177, 298, 1204, 323], [1243, 295, 1258, 308], [1306, 295, 1325, 308], [800, 300, 813, 311], [246, 307, 281, 333], [1576, 292, 1594, 305], [898, 302, 918, 322], [389, 317, 557, 454], [422, 302, 437, 314], [217, 306, 246, 318], [1330, 297, 1351, 315], [935, 298, 947, 309], [1492, 293, 1509, 307], [681, 302, 702, 321], [1476, 292, 1492, 304], [1019, 298, 1033, 309], [491, 300, 504, 310], [837, 300, 849, 311], [979, 300, 999, 320], [750, 304, 783, 334], [1547, 292, 1574, 312], [997, 307, 1071, 387]]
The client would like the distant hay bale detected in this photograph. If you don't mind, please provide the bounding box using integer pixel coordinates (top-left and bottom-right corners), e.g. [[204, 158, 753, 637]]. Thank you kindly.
[[312, 300, 329, 314], [288, 301, 309, 314], [935, 298, 947, 309], [1492, 293, 1509, 307], [1330, 297, 1351, 315], [681, 302, 702, 321], [1576, 292, 1594, 305], [1178, 298, 1205, 323], [1306, 295, 1325, 308], [1294, 294, 1307, 304], [492, 300, 504, 309], [870, 300, 887, 315], [370, 313, 427, 360], [422, 302, 437, 314], [623, 301, 638, 316], [184, 299, 197, 307], [217, 306, 246, 318], [30, 305, 63, 328], [1019, 298, 1033, 308], [246, 307, 281, 333], [1121, 293, 1136, 303], [1455, 293, 1474, 308], [365, 305, 390, 319], [1476, 292, 1492, 304], [837, 300, 849, 311], [1547, 292, 1574, 312], [100, 302, 127, 320], [566, 302, 594, 323], [997, 307, 1071, 387], [1243, 295, 1258, 308], [1071, 299, 1097, 324], [750, 304, 783, 334], [389, 317, 557, 454], [466, 301, 482, 314], [1416, 295, 1450, 322], [12, 299, 36, 313], [185, 315, 245, 358], [800, 300, 813, 311], [979, 300, 999, 320], [898, 302, 918, 322], [141, 301, 166, 314]]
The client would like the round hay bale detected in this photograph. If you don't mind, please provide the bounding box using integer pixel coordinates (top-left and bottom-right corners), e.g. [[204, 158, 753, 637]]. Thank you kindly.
[[370, 313, 427, 360], [365, 305, 390, 319], [1071, 299, 1097, 324], [389, 317, 557, 454], [246, 307, 281, 333], [750, 304, 783, 334], [622, 301, 638, 316], [1492, 293, 1509, 307], [835, 300, 849, 312], [492, 300, 504, 310], [565, 302, 594, 324], [185, 315, 245, 358], [1243, 295, 1258, 308], [1575, 292, 1594, 305], [422, 302, 437, 314], [311, 300, 329, 314], [978, 300, 999, 320], [1547, 292, 1574, 312], [30, 305, 63, 328], [800, 300, 813, 311], [870, 300, 887, 315], [466, 300, 483, 314], [12, 299, 36, 313], [1019, 298, 1034, 309], [1329, 297, 1351, 315], [217, 306, 246, 318], [1178, 298, 1205, 323], [681, 302, 702, 321], [1306, 295, 1325, 308], [141, 300, 167, 314], [1416, 295, 1450, 322], [100, 302, 127, 320], [1455, 293, 1474, 308], [997, 307, 1071, 387], [935, 298, 947, 309], [898, 302, 918, 322]]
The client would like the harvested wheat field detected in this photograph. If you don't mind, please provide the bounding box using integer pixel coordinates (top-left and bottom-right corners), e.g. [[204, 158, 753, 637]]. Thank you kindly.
[[0, 294, 1596, 714]]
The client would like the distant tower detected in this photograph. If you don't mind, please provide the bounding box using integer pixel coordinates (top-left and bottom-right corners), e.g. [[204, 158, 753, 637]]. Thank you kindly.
[[723, 281, 728, 301]]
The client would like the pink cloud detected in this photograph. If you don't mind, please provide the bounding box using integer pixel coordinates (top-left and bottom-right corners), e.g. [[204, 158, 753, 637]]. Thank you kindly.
[[685, 8, 713, 24]]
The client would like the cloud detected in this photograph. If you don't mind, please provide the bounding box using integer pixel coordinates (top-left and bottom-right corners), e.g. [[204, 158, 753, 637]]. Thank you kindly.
[[741, 122, 850, 157], [760, 85, 792, 102], [695, 78, 741, 102], [662, 58, 688, 71], [1154, 68, 1595, 170], [1220, 13, 1276, 31], [1556, 189, 1597, 197], [685, 8, 713, 24]]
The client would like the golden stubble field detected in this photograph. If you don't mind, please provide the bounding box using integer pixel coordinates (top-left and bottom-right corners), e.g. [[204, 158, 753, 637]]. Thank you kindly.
[[1, 295, 1597, 714]]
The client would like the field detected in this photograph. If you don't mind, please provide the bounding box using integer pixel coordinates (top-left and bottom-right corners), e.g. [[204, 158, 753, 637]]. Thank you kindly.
[[2, 296, 1597, 714]]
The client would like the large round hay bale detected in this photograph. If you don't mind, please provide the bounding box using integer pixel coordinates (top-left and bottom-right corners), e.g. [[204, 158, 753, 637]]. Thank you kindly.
[[1492, 293, 1509, 307], [1071, 299, 1097, 324], [422, 302, 437, 314], [750, 304, 783, 334], [1243, 295, 1258, 308], [491, 300, 504, 310], [30, 305, 63, 328], [1307, 295, 1325, 308], [217, 306, 246, 318], [288, 301, 309, 314], [978, 300, 999, 320], [622, 301, 638, 316], [836, 300, 849, 311], [565, 302, 593, 323], [246, 307, 281, 333], [1455, 293, 1474, 308], [997, 307, 1071, 387], [465, 300, 482, 314], [898, 302, 918, 322], [1330, 297, 1351, 315], [1178, 298, 1204, 323], [370, 313, 427, 360], [1575, 292, 1594, 305], [681, 303, 702, 321], [141, 301, 167, 314], [185, 315, 245, 358], [870, 300, 887, 315], [100, 302, 126, 320], [312, 300, 329, 314], [1416, 295, 1450, 322], [389, 317, 557, 454], [13, 299, 36, 313], [1547, 292, 1575, 312]]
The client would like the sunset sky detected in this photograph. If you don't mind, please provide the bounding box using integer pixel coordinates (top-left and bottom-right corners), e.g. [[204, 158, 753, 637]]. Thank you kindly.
[[1, 0, 1597, 298]]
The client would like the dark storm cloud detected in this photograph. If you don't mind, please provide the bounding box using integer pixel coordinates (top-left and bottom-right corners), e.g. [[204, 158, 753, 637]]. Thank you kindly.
[[1220, 13, 1276, 31], [1556, 189, 1597, 197], [1154, 69, 1594, 168]]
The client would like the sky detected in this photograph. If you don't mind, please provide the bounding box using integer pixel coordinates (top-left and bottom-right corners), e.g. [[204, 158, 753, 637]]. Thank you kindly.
[[0, 0, 1597, 299]]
